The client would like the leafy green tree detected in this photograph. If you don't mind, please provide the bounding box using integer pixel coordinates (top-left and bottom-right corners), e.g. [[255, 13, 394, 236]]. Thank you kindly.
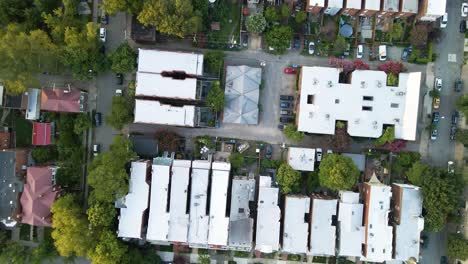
[[88, 229, 127, 264], [30, 228, 59, 264], [51, 195, 94, 257], [198, 254, 210, 264], [447, 235, 468, 261], [318, 154, 359, 191], [43, 4, 82, 43], [55, 163, 81, 189], [87, 202, 116, 228], [333, 35, 347, 56], [109, 42, 137, 73], [375, 126, 395, 146], [265, 25, 293, 54], [283, 125, 304, 142], [229, 153, 245, 169], [206, 81, 224, 112], [246, 13, 267, 34], [123, 246, 162, 264], [455, 129, 468, 146], [429, 89, 440, 98], [305, 171, 320, 194], [406, 161, 428, 186], [102, 0, 144, 15], [264, 6, 279, 23], [388, 22, 404, 41], [204, 50, 224, 75], [456, 94, 468, 117], [387, 73, 398, 86], [0, 242, 30, 264], [280, 4, 291, 20], [73, 113, 91, 135], [31, 146, 58, 164], [105, 96, 133, 130], [295, 10, 307, 24], [393, 151, 421, 176], [137, 0, 202, 38], [277, 163, 301, 194]]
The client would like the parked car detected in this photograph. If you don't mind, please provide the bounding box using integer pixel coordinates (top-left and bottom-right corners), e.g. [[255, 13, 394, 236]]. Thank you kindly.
[[450, 126, 457, 140], [433, 97, 440, 109], [265, 145, 273, 159], [448, 161, 455, 174], [99, 28, 106, 42], [441, 256, 448, 264], [284, 67, 297, 74], [460, 20, 466, 33], [378, 45, 387, 61], [280, 110, 292, 115], [316, 148, 323, 162], [280, 101, 292, 108], [326, 149, 333, 154], [452, 111, 459, 125], [94, 112, 102, 127], [293, 36, 300, 50], [440, 13, 448, 28], [279, 116, 294, 123], [308, 41, 315, 55], [280, 95, 294, 101], [116, 73, 123, 85], [431, 129, 438, 140], [462, 3, 468, 17], [242, 34, 248, 47], [420, 234, 429, 249], [435, 78, 442, 91], [93, 144, 101, 156], [455, 79, 463, 92], [115, 88, 123, 96], [356, 44, 363, 58], [277, 124, 284, 130], [101, 14, 109, 25], [432, 111, 440, 123], [401, 48, 409, 61]]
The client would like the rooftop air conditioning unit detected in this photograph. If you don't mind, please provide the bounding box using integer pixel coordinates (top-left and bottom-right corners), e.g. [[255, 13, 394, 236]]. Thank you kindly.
[[361, 81, 367, 89], [313, 78, 319, 85], [377, 81, 383, 88], [327, 81, 333, 88]]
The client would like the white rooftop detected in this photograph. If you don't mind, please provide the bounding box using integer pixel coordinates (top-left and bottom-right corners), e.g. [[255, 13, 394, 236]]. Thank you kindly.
[[134, 99, 196, 127], [364, 0, 380, 10], [138, 49, 203, 76], [298, 67, 421, 140], [168, 160, 191, 243], [288, 147, 315, 172], [401, 0, 418, 13], [309, 0, 325, 6], [255, 176, 281, 253], [362, 179, 393, 263], [310, 198, 337, 256], [425, 0, 447, 17], [135, 72, 198, 100], [188, 160, 211, 247], [337, 191, 365, 257], [393, 184, 424, 262], [208, 162, 231, 247], [383, 0, 399, 12], [117, 161, 150, 239], [283, 196, 310, 254], [147, 158, 172, 243], [346, 0, 362, 9], [327, 0, 343, 8]]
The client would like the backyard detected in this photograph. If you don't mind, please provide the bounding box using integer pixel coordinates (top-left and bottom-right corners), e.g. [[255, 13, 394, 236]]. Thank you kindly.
[[12, 111, 32, 147], [207, 0, 241, 47]]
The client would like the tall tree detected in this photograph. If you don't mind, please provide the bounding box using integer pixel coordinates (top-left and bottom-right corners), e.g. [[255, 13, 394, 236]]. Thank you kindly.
[[105, 96, 133, 130], [73, 113, 92, 135], [264, 6, 279, 23], [88, 230, 127, 264], [277, 163, 302, 194], [87, 202, 116, 228], [108, 42, 137, 73], [206, 81, 224, 113], [456, 94, 468, 117], [406, 161, 428, 186], [101, 0, 144, 15], [388, 22, 404, 41], [0, 0, 34, 26], [295, 10, 307, 24], [283, 125, 304, 142], [447, 235, 468, 261], [245, 13, 267, 34], [0, 242, 30, 264], [137, 0, 202, 37], [333, 35, 347, 56], [318, 154, 359, 191], [265, 25, 293, 54]]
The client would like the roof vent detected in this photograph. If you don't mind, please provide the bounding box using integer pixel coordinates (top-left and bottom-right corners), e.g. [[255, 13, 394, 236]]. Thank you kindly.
[[354, 119, 360, 124], [361, 81, 367, 89], [313, 78, 319, 85], [327, 81, 333, 88], [325, 114, 330, 119], [396, 91, 405, 96], [308, 112, 313, 118], [394, 118, 400, 123]]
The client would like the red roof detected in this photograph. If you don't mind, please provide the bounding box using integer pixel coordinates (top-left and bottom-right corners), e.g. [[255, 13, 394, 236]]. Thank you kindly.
[[32, 122, 52, 146], [40, 88, 83, 113], [20, 167, 58, 227]]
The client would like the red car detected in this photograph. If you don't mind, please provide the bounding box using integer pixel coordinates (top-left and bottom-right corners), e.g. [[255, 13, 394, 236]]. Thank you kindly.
[[283, 67, 297, 74]]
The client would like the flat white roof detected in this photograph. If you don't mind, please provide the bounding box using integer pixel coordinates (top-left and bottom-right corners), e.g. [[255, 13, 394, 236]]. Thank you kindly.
[[288, 147, 315, 172], [426, 0, 446, 17], [208, 162, 231, 247], [337, 191, 365, 257], [393, 184, 424, 262], [401, 0, 418, 13], [327, 0, 343, 8], [134, 100, 195, 127], [310, 198, 337, 256], [138, 49, 204, 76], [363, 183, 393, 262], [117, 161, 150, 239], [298, 67, 421, 140], [135, 72, 198, 100], [346, 0, 362, 9], [364, 0, 380, 10], [168, 160, 191, 243], [383, 0, 399, 11], [228, 177, 255, 250], [309, 0, 325, 6], [256, 176, 281, 253], [283, 196, 310, 254], [147, 159, 172, 243], [188, 160, 211, 247]]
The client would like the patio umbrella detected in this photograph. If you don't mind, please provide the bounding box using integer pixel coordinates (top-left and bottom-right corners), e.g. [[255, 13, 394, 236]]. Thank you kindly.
[[339, 24, 353, 38]]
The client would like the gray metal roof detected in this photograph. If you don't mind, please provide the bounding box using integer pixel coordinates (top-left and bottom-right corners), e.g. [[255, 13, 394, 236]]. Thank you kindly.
[[223, 66, 261, 125], [228, 177, 255, 250], [0, 151, 22, 228]]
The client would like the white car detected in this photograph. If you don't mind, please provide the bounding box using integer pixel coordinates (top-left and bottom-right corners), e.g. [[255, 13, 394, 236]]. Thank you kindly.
[[462, 3, 468, 17], [378, 45, 387, 61], [440, 13, 448, 28], [356, 44, 363, 58], [435, 78, 442, 91], [326, 149, 333, 154], [115, 89, 123, 96], [99, 28, 106, 42], [316, 148, 323, 162], [447, 161, 455, 174], [308, 41, 315, 55]]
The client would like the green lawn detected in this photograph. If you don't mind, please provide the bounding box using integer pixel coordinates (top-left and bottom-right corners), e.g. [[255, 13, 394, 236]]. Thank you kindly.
[[13, 111, 32, 147], [208, 1, 241, 44]]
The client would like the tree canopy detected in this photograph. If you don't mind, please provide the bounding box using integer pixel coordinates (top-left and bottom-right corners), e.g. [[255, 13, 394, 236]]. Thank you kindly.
[[295, 10, 307, 24], [73, 113, 92, 135], [447, 235, 468, 261], [109, 42, 137, 73], [277, 163, 302, 194], [455, 129, 468, 146], [333, 35, 347, 56], [456, 94, 468, 117], [283, 125, 304, 142], [88, 230, 127, 264], [265, 25, 293, 54], [318, 154, 359, 191], [31, 146, 58, 164], [206, 81, 224, 113], [264, 6, 279, 23], [229, 153, 245, 169], [406, 160, 428, 186], [375, 126, 395, 146], [102, 0, 144, 15], [388, 22, 404, 41], [392, 151, 421, 176], [245, 13, 266, 34], [105, 96, 134, 130], [87, 202, 116, 228], [137, 0, 202, 37], [204, 50, 224, 75]]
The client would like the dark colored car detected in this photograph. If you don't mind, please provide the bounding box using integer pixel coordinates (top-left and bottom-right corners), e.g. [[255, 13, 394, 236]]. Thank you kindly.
[[242, 34, 248, 47], [265, 145, 272, 159], [99, 45, 105, 54], [280, 95, 294, 101], [450, 125, 457, 140], [452, 111, 459, 125], [460, 20, 466, 33], [401, 48, 409, 61], [441, 256, 448, 264], [280, 101, 292, 108], [94, 112, 102, 127], [432, 111, 440, 123], [293, 36, 300, 50], [116, 73, 123, 85], [431, 128, 438, 140], [101, 14, 109, 25], [279, 116, 294, 123], [455, 79, 464, 92], [277, 124, 284, 130]]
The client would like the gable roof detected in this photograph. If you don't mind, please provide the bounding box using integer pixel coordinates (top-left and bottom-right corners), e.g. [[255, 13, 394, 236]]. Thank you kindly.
[[41, 88, 86, 113], [32, 123, 52, 146], [20, 167, 58, 227]]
